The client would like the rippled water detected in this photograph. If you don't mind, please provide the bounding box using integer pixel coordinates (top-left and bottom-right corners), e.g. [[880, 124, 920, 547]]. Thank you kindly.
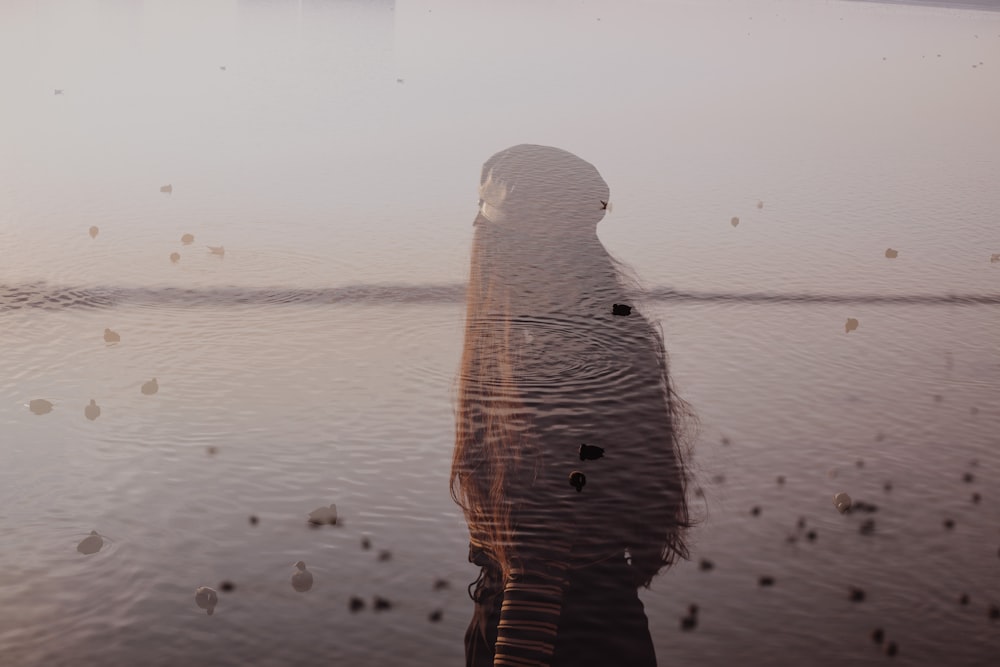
[[2, 0, 1000, 666]]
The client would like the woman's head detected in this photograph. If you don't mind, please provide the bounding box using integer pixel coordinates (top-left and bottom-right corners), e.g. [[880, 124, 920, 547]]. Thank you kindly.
[[452, 145, 692, 587]]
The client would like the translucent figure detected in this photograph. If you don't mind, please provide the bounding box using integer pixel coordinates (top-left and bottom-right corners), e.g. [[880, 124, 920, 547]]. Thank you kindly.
[[84, 399, 101, 421], [89, 226, 99, 239], [207, 246, 225, 256], [291, 561, 313, 592], [885, 248, 898, 258], [104, 328, 120, 343], [195, 586, 218, 615], [181, 234, 194, 245], [845, 318, 859, 333], [170, 252, 180, 263], [731, 216, 740, 227], [160, 184, 173, 193], [29, 399, 53, 415], [77, 530, 103, 555], [141, 378, 159, 395]]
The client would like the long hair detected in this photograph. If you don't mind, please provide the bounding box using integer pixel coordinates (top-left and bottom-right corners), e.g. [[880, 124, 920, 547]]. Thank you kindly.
[[451, 146, 694, 588]]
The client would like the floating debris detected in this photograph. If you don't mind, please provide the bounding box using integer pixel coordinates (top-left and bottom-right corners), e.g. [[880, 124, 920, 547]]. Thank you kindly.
[[373, 596, 393, 611], [207, 446, 218, 456], [845, 318, 859, 333], [943, 518, 955, 530], [433, 578, 450, 591], [833, 492, 852, 514], [885, 248, 898, 258], [611, 303, 631, 316], [856, 459, 864, 469], [54, 89, 64, 95], [170, 252, 180, 263], [731, 216, 740, 227], [29, 399, 54, 415], [89, 226, 99, 239], [77, 530, 103, 555], [308, 504, 338, 526], [291, 561, 313, 592], [699, 559, 714, 571], [207, 245, 225, 256], [219, 581, 235, 593], [160, 184, 173, 194], [885, 640, 898, 657], [378, 549, 392, 562], [757, 200, 764, 209], [396, 78, 404, 83], [859, 518, 875, 535], [933, 394, 943, 403], [428, 609, 443, 622], [883, 481, 893, 492], [776, 475, 785, 486], [181, 233, 194, 245], [248, 515, 259, 526], [195, 586, 218, 615], [103, 328, 120, 343], [569, 471, 586, 492], [960, 593, 969, 606], [991, 253, 1000, 263], [849, 587, 866, 602], [599, 199, 610, 211], [361, 536, 371, 550], [989, 604, 999, 620], [806, 530, 817, 542], [972, 492, 981, 504], [141, 378, 158, 395], [758, 575, 775, 587], [963, 472, 974, 483], [220, 66, 227, 71], [871, 628, 884, 644], [680, 604, 698, 630], [750, 506, 761, 517], [349, 596, 365, 612], [84, 399, 101, 421], [579, 443, 605, 460]]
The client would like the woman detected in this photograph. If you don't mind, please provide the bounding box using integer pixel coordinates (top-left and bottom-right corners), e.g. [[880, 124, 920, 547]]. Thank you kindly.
[[452, 144, 693, 667]]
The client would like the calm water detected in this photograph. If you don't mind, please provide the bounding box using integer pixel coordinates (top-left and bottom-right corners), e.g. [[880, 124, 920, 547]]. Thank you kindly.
[[2, 1, 999, 666]]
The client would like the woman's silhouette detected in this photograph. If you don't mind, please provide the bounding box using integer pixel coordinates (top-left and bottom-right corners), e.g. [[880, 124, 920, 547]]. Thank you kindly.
[[452, 144, 693, 667]]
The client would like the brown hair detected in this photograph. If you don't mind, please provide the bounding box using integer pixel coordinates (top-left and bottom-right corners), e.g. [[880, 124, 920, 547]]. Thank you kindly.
[[451, 146, 693, 588]]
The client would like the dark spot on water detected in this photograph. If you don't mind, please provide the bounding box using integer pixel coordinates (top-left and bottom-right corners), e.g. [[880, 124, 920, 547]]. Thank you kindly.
[[712, 474, 726, 484], [871, 628, 884, 644], [219, 581, 235, 593], [374, 596, 393, 611], [884, 481, 893, 492], [579, 443, 605, 461], [776, 475, 785, 485], [856, 459, 864, 469], [875, 432, 885, 442], [721, 437, 731, 446], [349, 596, 365, 612], [960, 593, 969, 605], [933, 394, 942, 403], [699, 559, 714, 571], [569, 471, 586, 492], [989, 604, 999, 620], [429, 609, 443, 622], [361, 536, 371, 550], [943, 519, 955, 530], [378, 549, 392, 562], [248, 515, 258, 526], [680, 605, 698, 631], [207, 446, 218, 456], [963, 472, 974, 483], [972, 492, 981, 504], [758, 575, 775, 587], [612, 303, 631, 316], [849, 587, 865, 602], [859, 519, 876, 536], [433, 578, 450, 591], [751, 506, 761, 517], [885, 640, 898, 657], [797, 517, 807, 529], [806, 530, 817, 542]]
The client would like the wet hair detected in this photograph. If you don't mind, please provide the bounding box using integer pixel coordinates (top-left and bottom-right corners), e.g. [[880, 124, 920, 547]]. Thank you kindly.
[[451, 146, 694, 588]]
